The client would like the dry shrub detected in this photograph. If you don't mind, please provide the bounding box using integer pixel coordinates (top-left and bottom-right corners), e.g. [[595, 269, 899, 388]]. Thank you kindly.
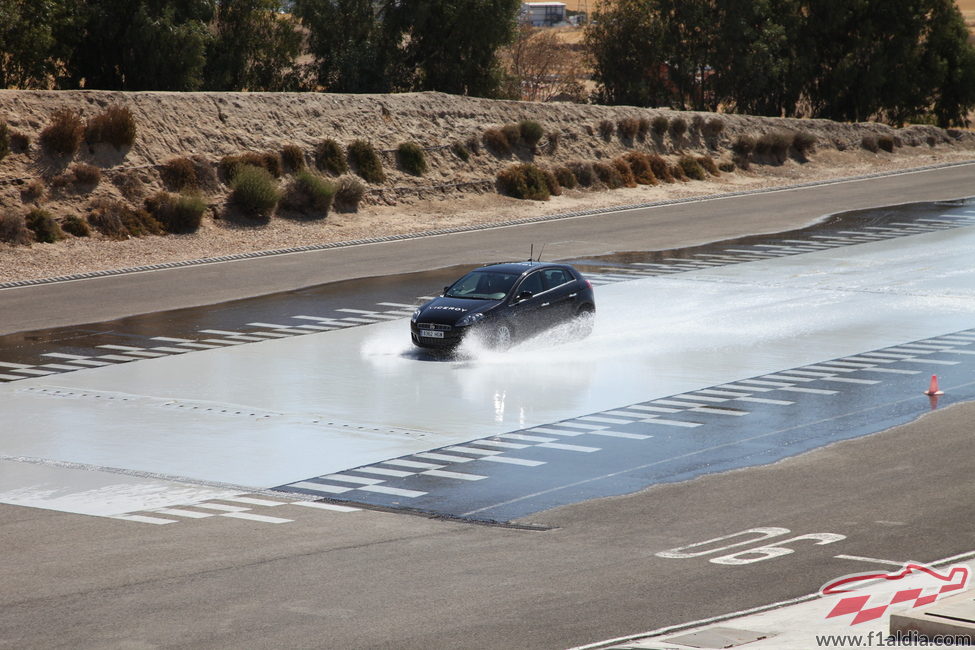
[[501, 123, 522, 148], [396, 142, 427, 176], [71, 163, 101, 187], [315, 139, 348, 175], [670, 162, 689, 182], [40, 109, 84, 156], [61, 215, 91, 237], [145, 191, 207, 233], [20, 179, 45, 203], [718, 159, 736, 173], [792, 131, 817, 157], [593, 161, 624, 189], [670, 116, 688, 138], [567, 161, 596, 187], [623, 151, 657, 185], [755, 130, 794, 163], [465, 135, 481, 155], [542, 168, 562, 196], [678, 155, 707, 181], [334, 175, 365, 212], [89, 198, 162, 238], [637, 117, 651, 141], [611, 157, 637, 187], [114, 169, 146, 201], [86, 104, 137, 148], [878, 135, 895, 152], [220, 151, 282, 181], [617, 118, 639, 141], [346, 140, 384, 183], [861, 135, 879, 152], [281, 143, 306, 172], [546, 130, 560, 154], [496, 163, 551, 200], [0, 122, 8, 160], [647, 154, 673, 183], [451, 141, 471, 162], [598, 119, 614, 141], [161, 157, 197, 191], [704, 117, 725, 137], [696, 155, 719, 176], [691, 114, 705, 132], [26, 208, 65, 243], [553, 165, 577, 189], [483, 128, 511, 155], [651, 115, 669, 136], [0, 212, 31, 245], [9, 130, 30, 153]]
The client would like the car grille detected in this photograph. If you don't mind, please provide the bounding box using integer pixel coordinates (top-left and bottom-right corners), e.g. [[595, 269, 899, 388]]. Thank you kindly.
[[417, 323, 453, 331]]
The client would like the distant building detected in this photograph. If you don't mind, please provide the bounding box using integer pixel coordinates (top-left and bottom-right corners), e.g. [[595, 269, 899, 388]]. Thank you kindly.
[[521, 2, 567, 27]]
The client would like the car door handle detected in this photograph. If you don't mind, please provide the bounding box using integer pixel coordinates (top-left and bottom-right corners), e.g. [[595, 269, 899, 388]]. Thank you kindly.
[[569, 293, 577, 297], [541, 302, 550, 307]]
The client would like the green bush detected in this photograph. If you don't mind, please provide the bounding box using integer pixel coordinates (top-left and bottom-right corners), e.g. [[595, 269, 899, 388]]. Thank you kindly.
[[314, 139, 348, 175], [40, 109, 84, 157], [519, 120, 544, 148], [593, 161, 624, 189], [678, 155, 707, 180], [612, 158, 637, 187], [496, 163, 550, 200], [283, 169, 336, 216], [542, 168, 562, 196], [617, 118, 639, 141], [61, 215, 91, 237], [281, 143, 305, 172], [451, 141, 471, 162], [482, 127, 511, 155], [0, 212, 31, 245], [651, 115, 669, 136], [396, 141, 427, 176], [696, 155, 719, 176], [598, 119, 614, 141], [637, 117, 651, 141], [231, 165, 281, 217], [71, 163, 101, 187], [647, 154, 673, 183], [26, 208, 65, 243], [161, 157, 197, 191], [878, 135, 895, 152], [567, 161, 596, 187], [334, 175, 365, 212], [220, 151, 282, 181], [347, 139, 385, 183], [553, 165, 577, 189], [670, 116, 688, 138], [0, 122, 8, 160], [145, 191, 207, 233], [86, 105, 137, 149], [623, 151, 657, 185]]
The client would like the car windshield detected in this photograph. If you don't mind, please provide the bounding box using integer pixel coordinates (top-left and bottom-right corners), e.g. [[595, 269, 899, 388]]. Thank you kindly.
[[445, 271, 519, 300]]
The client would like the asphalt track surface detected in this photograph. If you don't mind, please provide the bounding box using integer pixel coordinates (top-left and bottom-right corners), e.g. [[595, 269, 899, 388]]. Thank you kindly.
[[2, 166, 975, 649]]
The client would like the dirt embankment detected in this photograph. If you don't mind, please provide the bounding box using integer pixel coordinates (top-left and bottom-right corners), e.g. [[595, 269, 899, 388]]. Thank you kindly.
[[1, 89, 973, 283]]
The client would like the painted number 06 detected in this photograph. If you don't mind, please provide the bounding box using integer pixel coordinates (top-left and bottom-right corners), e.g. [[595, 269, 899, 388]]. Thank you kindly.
[[655, 527, 845, 565]]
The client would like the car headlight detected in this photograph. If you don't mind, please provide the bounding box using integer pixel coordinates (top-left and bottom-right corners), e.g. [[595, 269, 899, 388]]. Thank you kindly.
[[457, 312, 485, 327], [411, 308, 421, 322]]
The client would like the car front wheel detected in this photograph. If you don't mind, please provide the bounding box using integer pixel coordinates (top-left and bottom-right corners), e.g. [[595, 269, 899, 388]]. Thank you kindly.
[[493, 322, 513, 351]]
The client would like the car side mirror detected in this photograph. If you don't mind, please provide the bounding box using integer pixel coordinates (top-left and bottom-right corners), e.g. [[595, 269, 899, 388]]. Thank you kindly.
[[443, 286, 450, 296], [516, 290, 533, 302]]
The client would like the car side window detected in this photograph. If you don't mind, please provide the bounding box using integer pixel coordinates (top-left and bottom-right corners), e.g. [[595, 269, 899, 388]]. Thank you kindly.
[[543, 268, 570, 289], [517, 271, 545, 298]]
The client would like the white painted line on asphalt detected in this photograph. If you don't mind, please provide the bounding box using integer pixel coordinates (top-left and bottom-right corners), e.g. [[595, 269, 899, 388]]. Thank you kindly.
[[97, 344, 145, 351], [246, 331, 291, 338], [720, 383, 773, 392], [762, 374, 818, 382], [778, 386, 838, 395], [786, 369, 838, 377], [288, 481, 354, 494], [525, 427, 585, 437], [322, 474, 386, 485], [500, 433, 558, 443], [193, 503, 250, 512], [382, 459, 444, 469], [198, 329, 244, 336], [295, 325, 334, 331], [200, 339, 244, 346], [112, 514, 177, 525], [844, 355, 894, 363], [691, 407, 748, 416], [247, 322, 293, 328], [538, 442, 601, 452], [423, 469, 486, 481], [901, 358, 959, 365], [735, 396, 794, 405], [602, 410, 646, 418], [556, 422, 610, 430], [377, 302, 415, 308], [644, 419, 704, 428], [0, 373, 23, 380], [480, 456, 546, 467], [652, 399, 708, 407], [39, 364, 82, 371], [444, 446, 502, 456], [735, 379, 794, 388], [577, 415, 637, 425], [63, 359, 112, 367], [290, 502, 360, 512], [151, 336, 193, 342], [7, 368, 55, 376], [221, 512, 292, 524], [622, 405, 681, 413], [834, 554, 906, 567], [220, 496, 285, 507], [149, 347, 190, 353], [673, 394, 729, 403], [474, 439, 531, 449], [0, 361, 32, 368], [694, 389, 753, 398], [338, 317, 380, 324], [111, 350, 168, 358], [176, 342, 221, 349], [349, 467, 415, 478], [821, 361, 875, 368], [224, 335, 269, 342], [587, 430, 653, 439], [820, 377, 881, 385], [153, 508, 214, 519], [358, 485, 426, 498], [414, 452, 474, 463], [895, 343, 953, 350], [860, 367, 920, 374], [885, 346, 934, 354], [943, 349, 975, 355], [41, 352, 89, 359]]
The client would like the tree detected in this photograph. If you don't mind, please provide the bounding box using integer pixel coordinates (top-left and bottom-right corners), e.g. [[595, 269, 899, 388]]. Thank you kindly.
[[293, 0, 392, 92], [502, 23, 588, 102], [0, 0, 82, 89], [384, 0, 521, 97], [916, 0, 975, 127], [204, 0, 306, 91]]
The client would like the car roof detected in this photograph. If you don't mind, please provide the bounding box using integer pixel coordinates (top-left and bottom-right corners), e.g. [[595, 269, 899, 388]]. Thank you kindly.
[[477, 261, 569, 274]]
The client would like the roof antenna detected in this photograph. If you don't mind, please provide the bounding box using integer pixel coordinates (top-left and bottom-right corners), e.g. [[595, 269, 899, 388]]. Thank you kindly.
[[536, 244, 546, 262], [530, 243, 534, 262]]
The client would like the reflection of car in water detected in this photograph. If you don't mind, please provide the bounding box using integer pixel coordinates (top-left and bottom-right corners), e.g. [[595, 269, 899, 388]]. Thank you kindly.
[[410, 261, 596, 351]]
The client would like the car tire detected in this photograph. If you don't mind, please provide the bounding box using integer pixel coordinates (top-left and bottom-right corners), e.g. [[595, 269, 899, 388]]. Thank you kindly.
[[576, 306, 595, 338], [493, 322, 513, 351]]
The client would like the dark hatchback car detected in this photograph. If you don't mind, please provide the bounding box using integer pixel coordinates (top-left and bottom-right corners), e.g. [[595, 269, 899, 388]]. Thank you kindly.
[[410, 261, 595, 351]]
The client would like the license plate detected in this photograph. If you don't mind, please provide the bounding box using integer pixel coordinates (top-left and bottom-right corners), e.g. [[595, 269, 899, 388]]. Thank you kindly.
[[420, 330, 444, 339]]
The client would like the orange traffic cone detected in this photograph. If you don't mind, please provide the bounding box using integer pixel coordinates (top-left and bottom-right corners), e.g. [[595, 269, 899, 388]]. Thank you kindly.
[[924, 374, 944, 396]]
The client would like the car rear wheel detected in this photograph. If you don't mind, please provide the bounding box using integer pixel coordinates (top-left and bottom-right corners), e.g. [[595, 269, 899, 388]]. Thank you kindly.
[[576, 306, 595, 338]]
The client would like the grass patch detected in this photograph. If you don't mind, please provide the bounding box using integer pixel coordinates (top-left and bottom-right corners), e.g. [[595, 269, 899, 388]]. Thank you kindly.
[[145, 191, 207, 233], [281, 144, 306, 172], [282, 170, 336, 216], [593, 161, 624, 189], [567, 161, 596, 187], [230, 165, 281, 217], [678, 155, 707, 181], [334, 175, 366, 212], [623, 152, 657, 185], [553, 165, 577, 189], [315, 139, 348, 175], [0, 212, 31, 245], [396, 142, 427, 176], [347, 140, 385, 183], [26, 208, 65, 243], [61, 215, 91, 237], [40, 109, 84, 157], [86, 105, 136, 149], [497, 163, 551, 200]]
